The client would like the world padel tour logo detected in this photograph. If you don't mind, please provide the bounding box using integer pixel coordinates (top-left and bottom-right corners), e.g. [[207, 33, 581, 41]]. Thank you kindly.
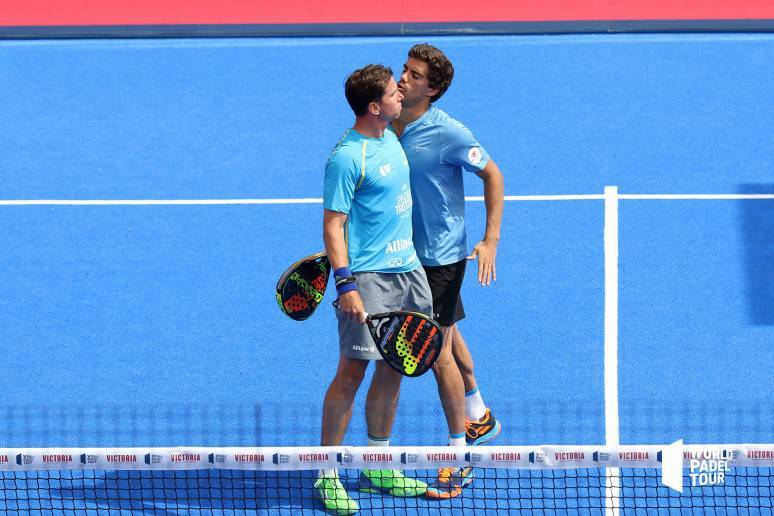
[[145, 454, 163, 465], [16, 454, 33, 466], [683, 448, 735, 487], [464, 452, 483, 463], [272, 453, 290, 465], [80, 454, 98, 465], [400, 453, 419, 465], [337, 452, 354, 465], [593, 451, 611, 463], [208, 453, 226, 464], [529, 451, 546, 464]]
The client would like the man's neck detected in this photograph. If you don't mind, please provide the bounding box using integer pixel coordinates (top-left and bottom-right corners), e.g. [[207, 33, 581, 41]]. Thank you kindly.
[[353, 116, 387, 138], [394, 102, 430, 135]]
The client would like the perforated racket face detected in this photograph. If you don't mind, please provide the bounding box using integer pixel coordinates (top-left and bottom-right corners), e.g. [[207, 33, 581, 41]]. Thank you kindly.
[[276, 252, 330, 321], [368, 312, 442, 377]]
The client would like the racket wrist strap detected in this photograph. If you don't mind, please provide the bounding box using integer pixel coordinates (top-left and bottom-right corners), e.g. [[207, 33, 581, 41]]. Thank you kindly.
[[334, 267, 358, 295]]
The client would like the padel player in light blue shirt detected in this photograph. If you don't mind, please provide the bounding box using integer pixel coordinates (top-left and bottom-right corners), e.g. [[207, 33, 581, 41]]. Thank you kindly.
[[317, 64, 432, 514], [394, 104, 491, 266], [323, 128, 418, 273], [393, 44, 505, 500]]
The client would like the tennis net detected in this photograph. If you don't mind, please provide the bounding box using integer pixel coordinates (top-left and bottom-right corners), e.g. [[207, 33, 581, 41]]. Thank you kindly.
[[1, 444, 771, 514]]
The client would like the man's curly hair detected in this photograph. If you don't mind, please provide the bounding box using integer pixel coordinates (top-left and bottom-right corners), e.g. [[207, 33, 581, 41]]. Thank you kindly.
[[408, 44, 454, 103]]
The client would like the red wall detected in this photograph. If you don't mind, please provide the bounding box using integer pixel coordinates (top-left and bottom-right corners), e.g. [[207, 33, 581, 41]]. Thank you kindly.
[[2, 0, 773, 26]]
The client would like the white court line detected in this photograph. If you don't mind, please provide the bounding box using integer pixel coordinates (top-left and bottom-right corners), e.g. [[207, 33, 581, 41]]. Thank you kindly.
[[0, 198, 323, 206], [1, 193, 772, 206], [621, 194, 774, 200], [0, 195, 600, 205], [604, 186, 621, 516]]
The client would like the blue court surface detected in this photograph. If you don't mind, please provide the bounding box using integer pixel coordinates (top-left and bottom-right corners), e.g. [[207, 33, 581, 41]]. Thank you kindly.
[[0, 33, 772, 514]]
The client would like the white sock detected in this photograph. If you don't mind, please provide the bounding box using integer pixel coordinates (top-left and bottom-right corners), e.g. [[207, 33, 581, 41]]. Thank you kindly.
[[319, 468, 337, 478], [465, 386, 487, 421], [448, 433, 466, 447], [367, 434, 390, 447]]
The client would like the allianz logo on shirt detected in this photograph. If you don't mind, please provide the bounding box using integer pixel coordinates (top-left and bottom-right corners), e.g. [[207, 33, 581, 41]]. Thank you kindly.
[[386, 239, 411, 254]]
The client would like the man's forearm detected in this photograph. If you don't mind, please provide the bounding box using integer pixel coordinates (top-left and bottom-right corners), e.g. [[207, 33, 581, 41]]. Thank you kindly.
[[481, 161, 504, 243], [323, 210, 350, 270]]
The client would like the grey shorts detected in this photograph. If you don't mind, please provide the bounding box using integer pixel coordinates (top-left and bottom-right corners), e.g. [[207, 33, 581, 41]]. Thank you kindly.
[[337, 267, 433, 360]]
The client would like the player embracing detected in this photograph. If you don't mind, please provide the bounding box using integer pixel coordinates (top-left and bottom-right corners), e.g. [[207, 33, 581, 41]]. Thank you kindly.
[[392, 43, 506, 499]]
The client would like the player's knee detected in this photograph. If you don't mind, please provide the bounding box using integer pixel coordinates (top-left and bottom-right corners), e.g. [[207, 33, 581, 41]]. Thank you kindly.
[[334, 362, 366, 392], [431, 351, 455, 373]]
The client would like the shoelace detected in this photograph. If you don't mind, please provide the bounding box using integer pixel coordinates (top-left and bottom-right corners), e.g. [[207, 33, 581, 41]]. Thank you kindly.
[[437, 467, 454, 483]]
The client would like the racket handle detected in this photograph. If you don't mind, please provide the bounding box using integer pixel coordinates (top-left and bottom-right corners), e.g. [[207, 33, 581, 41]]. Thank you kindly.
[[332, 300, 370, 324]]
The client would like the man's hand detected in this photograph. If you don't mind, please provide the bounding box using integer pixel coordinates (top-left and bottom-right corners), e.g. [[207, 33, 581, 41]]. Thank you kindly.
[[337, 290, 367, 323], [467, 239, 498, 286]]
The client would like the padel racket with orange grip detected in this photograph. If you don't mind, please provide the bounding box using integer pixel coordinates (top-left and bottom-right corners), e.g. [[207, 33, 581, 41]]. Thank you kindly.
[[276, 252, 330, 321], [366, 310, 443, 377]]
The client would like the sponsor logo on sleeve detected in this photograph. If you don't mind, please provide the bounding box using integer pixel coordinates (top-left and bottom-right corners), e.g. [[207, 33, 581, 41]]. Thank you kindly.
[[468, 147, 482, 165]]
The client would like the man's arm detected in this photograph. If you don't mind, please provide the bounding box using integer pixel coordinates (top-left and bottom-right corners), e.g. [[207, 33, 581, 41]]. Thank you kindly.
[[323, 208, 366, 322], [468, 159, 504, 286]]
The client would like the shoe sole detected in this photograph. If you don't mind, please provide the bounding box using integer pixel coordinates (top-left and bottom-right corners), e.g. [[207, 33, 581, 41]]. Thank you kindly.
[[359, 486, 427, 497], [425, 485, 463, 499], [467, 419, 502, 446], [314, 492, 358, 515], [425, 468, 474, 499], [359, 476, 428, 497]]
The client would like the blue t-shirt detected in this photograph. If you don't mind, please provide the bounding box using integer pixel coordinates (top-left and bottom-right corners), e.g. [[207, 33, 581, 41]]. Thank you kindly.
[[398, 105, 490, 266], [323, 128, 419, 273]]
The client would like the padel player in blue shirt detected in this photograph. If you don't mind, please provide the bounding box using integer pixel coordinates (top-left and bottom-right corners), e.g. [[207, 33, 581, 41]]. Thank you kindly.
[[318, 64, 433, 514], [393, 44, 505, 499]]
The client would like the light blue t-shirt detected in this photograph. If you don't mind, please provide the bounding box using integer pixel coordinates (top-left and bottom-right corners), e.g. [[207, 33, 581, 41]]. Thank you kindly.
[[398, 106, 490, 266], [323, 128, 419, 273]]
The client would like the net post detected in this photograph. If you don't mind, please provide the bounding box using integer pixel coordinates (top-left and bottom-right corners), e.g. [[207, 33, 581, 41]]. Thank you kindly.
[[604, 186, 621, 516], [662, 439, 684, 493]]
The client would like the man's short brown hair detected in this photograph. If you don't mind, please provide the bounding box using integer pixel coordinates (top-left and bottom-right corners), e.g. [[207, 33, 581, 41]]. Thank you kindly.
[[408, 44, 454, 103], [344, 64, 394, 116]]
